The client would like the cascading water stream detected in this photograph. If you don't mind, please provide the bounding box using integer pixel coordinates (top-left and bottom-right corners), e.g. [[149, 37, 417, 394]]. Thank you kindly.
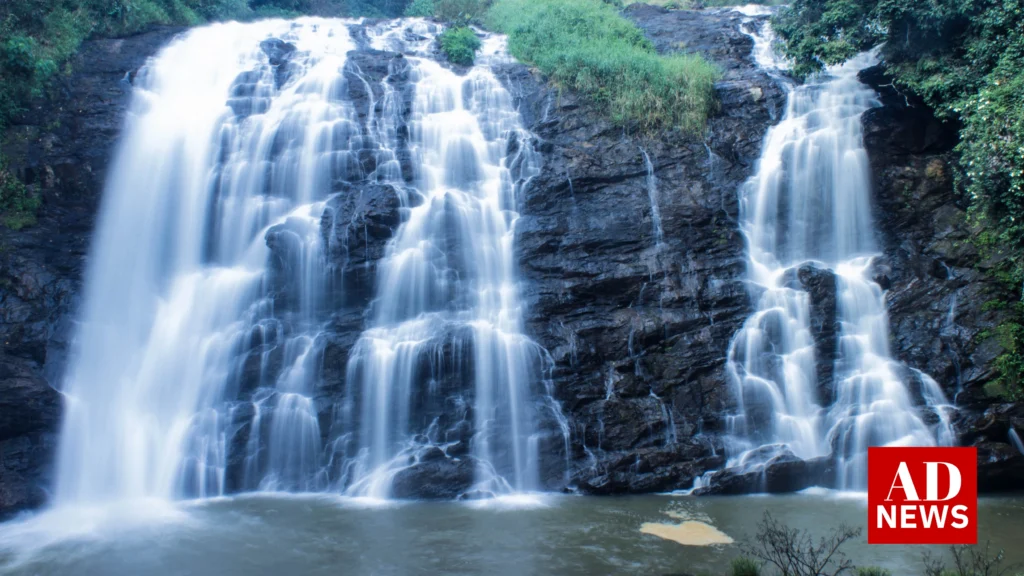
[[53, 16, 565, 507], [339, 23, 564, 498], [720, 14, 955, 490], [640, 148, 664, 248], [1010, 428, 1024, 456]]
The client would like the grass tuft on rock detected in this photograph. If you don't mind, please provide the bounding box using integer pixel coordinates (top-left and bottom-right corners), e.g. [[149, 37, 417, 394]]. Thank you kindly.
[[486, 0, 719, 134], [731, 556, 761, 576]]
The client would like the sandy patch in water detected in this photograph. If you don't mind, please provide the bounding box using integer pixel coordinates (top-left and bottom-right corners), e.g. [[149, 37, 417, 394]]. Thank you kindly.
[[640, 520, 734, 546]]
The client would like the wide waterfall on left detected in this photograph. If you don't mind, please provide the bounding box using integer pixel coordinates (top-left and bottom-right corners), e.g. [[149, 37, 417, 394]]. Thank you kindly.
[[52, 17, 566, 506]]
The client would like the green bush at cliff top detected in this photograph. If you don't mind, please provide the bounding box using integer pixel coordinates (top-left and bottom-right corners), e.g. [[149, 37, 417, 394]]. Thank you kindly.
[[486, 0, 719, 134], [439, 26, 480, 65]]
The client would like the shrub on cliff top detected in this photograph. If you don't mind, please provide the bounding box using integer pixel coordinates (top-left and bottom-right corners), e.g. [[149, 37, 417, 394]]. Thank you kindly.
[[486, 0, 719, 134], [439, 25, 480, 65]]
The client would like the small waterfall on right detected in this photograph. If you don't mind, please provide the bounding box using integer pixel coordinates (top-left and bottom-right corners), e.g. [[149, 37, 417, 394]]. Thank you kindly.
[[722, 17, 955, 491]]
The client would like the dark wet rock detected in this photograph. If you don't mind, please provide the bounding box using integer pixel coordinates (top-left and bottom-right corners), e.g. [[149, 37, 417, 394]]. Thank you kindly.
[[0, 359, 62, 518], [860, 65, 959, 156], [955, 403, 1024, 492], [390, 456, 477, 499], [693, 450, 833, 496], [511, 6, 784, 493], [0, 360, 62, 442], [575, 441, 725, 495], [782, 263, 838, 392], [260, 38, 296, 66], [260, 38, 300, 88]]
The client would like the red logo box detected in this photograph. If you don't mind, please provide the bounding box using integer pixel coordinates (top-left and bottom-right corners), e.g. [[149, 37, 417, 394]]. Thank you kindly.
[[868, 446, 977, 544]]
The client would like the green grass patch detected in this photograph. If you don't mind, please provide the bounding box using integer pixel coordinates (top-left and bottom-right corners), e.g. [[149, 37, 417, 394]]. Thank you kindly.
[[439, 25, 480, 65], [857, 568, 892, 576], [486, 0, 719, 134]]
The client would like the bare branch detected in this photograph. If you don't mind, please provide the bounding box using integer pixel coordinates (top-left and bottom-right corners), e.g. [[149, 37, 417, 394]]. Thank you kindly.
[[742, 511, 862, 576]]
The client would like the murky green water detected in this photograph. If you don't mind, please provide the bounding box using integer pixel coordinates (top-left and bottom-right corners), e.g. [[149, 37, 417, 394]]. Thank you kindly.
[[1, 492, 1021, 575]]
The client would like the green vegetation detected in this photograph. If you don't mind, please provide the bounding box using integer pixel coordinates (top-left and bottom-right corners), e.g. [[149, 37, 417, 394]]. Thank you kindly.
[[439, 25, 480, 65], [403, 0, 434, 16], [857, 568, 892, 576], [979, 314, 1024, 401], [1, 0, 723, 229], [404, 0, 485, 22], [773, 0, 1024, 396], [487, 0, 718, 133], [731, 556, 762, 576]]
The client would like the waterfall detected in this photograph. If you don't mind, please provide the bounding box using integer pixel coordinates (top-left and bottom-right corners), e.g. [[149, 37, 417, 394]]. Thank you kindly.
[[722, 16, 954, 490], [53, 17, 564, 506], [1010, 428, 1024, 456], [640, 147, 664, 247], [340, 22, 561, 498]]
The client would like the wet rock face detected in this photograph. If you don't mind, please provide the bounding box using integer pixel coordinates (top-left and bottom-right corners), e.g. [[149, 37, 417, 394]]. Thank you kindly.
[[782, 263, 838, 394], [509, 5, 786, 493], [960, 402, 1024, 491], [860, 65, 1023, 488], [390, 455, 477, 499], [0, 359, 62, 514]]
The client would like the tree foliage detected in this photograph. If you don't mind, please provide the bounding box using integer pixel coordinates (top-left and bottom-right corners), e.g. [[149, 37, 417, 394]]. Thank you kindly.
[[439, 26, 480, 65]]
